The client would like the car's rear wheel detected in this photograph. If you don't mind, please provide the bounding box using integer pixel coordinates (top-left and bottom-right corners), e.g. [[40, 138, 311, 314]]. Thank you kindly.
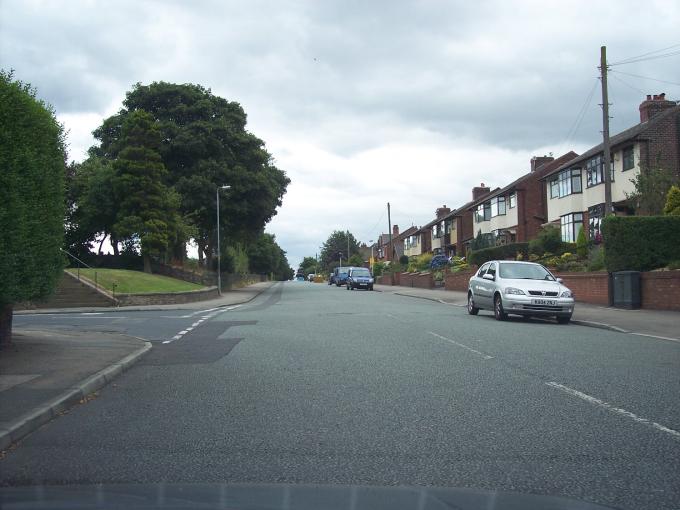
[[369, 285, 373, 291], [467, 293, 479, 315], [493, 294, 507, 321], [556, 315, 572, 324]]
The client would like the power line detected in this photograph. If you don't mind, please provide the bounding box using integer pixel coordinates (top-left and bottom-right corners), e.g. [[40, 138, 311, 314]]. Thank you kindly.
[[609, 73, 646, 94], [610, 49, 680, 66], [610, 43, 680, 65], [609, 69, 680, 88], [557, 77, 599, 155]]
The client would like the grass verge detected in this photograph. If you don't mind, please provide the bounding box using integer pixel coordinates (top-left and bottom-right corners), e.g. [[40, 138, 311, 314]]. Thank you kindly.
[[67, 268, 206, 294]]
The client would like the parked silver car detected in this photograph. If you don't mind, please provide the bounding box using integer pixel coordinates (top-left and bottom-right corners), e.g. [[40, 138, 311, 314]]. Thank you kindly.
[[467, 260, 575, 324]]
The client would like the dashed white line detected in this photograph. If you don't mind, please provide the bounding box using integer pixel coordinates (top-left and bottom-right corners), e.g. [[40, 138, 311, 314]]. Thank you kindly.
[[162, 305, 241, 344], [427, 331, 494, 360], [546, 381, 680, 440]]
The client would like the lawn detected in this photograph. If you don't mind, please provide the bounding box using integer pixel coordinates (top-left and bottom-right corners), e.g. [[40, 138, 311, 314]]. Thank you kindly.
[[67, 268, 206, 294]]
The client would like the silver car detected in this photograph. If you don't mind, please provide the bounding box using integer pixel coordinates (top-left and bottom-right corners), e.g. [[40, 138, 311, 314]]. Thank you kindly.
[[467, 260, 575, 324]]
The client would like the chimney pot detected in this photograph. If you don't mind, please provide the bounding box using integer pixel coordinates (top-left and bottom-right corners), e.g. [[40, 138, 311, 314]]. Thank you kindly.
[[640, 92, 674, 122], [660, 92, 666, 100], [646, 94, 652, 101]]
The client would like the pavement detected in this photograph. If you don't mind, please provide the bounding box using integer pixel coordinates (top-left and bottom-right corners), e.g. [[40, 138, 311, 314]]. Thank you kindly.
[[0, 281, 274, 451], [374, 284, 680, 343]]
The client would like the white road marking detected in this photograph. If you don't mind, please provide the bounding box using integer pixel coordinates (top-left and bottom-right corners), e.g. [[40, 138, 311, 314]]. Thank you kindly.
[[546, 382, 680, 440], [162, 305, 241, 344], [427, 331, 494, 360], [81, 312, 103, 315], [630, 332, 680, 343]]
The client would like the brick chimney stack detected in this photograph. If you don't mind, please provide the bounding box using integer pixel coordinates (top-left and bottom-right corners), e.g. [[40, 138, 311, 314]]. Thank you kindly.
[[639, 93, 675, 122], [472, 183, 490, 201], [392, 224, 399, 237], [531, 155, 554, 172], [435, 205, 451, 218]]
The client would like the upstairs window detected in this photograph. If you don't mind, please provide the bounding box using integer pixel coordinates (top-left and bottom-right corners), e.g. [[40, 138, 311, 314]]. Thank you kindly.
[[550, 168, 581, 198], [622, 146, 635, 171], [509, 193, 516, 208], [586, 154, 614, 187], [475, 202, 491, 222], [490, 196, 506, 217]]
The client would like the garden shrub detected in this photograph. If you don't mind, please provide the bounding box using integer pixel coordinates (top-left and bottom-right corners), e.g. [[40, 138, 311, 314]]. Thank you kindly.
[[468, 243, 529, 266]]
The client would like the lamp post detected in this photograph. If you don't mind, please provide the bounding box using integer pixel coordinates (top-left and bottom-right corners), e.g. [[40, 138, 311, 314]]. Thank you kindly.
[[216, 185, 231, 295]]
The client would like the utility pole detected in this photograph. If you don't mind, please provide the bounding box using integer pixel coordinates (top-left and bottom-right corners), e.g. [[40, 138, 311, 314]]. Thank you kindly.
[[347, 230, 350, 261], [387, 202, 393, 263], [600, 45, 613, 215]]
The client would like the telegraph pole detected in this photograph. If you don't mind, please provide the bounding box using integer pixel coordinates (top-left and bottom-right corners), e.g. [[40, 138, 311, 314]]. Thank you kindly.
[[387, 202, 394, 262], [600, 45, 613, 215]]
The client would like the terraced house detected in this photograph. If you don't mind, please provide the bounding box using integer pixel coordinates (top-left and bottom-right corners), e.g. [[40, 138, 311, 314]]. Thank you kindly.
[[542, 93, 680, 242], [468, 153, 579, 247]]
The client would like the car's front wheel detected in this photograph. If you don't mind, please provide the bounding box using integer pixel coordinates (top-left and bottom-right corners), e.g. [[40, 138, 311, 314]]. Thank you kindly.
[[369, 285, 373, 291], [467, 292, 479, 315], [556, 315, 572, 324], [494, 294, 507, 321]]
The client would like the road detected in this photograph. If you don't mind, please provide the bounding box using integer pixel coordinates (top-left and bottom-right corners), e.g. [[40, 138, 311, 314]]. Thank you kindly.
[[4, 282, 680, 509]]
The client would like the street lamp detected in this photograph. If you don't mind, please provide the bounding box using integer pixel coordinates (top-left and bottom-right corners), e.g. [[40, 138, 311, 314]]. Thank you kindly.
[[216, 185, 231, 295]]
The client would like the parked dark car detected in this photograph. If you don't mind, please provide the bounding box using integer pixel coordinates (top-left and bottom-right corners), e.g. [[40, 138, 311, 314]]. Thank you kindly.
[[346, 267, 374, 291], [333, 266, 349, 287]]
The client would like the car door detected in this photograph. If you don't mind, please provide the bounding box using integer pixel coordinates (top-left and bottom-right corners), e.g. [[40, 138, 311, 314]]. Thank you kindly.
[[471, 262, 490, 307], [476, 262, 497, 307]]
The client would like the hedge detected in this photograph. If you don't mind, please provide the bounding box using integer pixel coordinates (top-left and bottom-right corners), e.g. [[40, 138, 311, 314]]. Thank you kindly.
[[467, 242, 529, 266], [602, 216, 680, 272]]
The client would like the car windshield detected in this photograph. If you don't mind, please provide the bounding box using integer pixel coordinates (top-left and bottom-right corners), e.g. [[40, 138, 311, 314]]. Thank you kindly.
[[352, 269, 371, 277], [499, 263, 555, 281]]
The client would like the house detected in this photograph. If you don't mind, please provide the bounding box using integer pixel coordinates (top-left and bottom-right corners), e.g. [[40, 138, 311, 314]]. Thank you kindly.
[[420, 206, 451, 256], [467, 152, 579, 247], [376, 225, 418, 262], [542, 93, 680, 242]]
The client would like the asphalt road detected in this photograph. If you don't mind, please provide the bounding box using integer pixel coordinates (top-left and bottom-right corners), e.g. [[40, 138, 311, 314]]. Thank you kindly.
[[4, 282, 680, 509]]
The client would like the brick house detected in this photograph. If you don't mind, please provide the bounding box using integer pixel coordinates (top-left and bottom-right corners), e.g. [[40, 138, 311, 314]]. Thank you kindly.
[[467, 153, 579, 246], [442, 184, 494, 257], [542, 94, 680, 242], [376, 225, 418, 262], [404, 225, 431, 258], [420, 205, 452, 256]]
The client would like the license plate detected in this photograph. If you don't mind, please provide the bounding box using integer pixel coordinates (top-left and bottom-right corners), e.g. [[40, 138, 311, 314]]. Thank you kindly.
[[532, 299, 557, 306]]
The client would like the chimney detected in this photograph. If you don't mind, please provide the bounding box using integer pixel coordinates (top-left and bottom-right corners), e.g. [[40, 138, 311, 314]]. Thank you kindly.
[[392, 224, 399, 237], [435, 205, 450, 218], [531, 155, 554, 172], [472, 183, 490, 201], [640, 92, 675, 122]]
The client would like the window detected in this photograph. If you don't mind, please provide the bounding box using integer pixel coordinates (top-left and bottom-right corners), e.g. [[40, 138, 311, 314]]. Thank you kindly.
[[477, 263, 490, 277], [623, 146, 634, 171], [509, 193, 516, 208], [444, 219, 452, 234], [560, 212, 584, 242], [476, 202, 491, 222], [486, 263, 497, 278], [490, 196, 506, 217], [586, 154, 614, 187], [588, 204, 604, 242], [550, 168, 581, 198]]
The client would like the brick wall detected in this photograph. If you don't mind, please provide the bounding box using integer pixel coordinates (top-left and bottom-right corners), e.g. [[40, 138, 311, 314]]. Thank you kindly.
[[638, 107, 680, 180], [554, 271, 609, 305], [377, 273, 401, 285], [445, 269, 476, 291], [413, 272, 434, 289], [641, 270, 680, 311]]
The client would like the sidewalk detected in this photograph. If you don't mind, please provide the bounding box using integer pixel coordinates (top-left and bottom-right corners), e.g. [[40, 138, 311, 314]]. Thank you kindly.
[[0, 329, 150, 450], [15, 281, 276, 315], [375, 284, 680, 343]]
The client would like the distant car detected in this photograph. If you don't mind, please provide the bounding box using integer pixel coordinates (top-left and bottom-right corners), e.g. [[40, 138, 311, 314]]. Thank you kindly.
[[467, 260, 574, 323], [430, 254, 449, 269], [307, 273, 315, 282], [346, 267, 374, 291], [333, 266, 349, 287], [295, 275, 305, 282]]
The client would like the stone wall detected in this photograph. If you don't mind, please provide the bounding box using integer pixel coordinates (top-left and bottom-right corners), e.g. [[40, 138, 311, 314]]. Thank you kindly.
[[116, 287, 220, 306]]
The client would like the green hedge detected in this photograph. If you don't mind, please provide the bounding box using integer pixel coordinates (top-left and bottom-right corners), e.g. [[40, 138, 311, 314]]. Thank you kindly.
[[468, 243, 529, 266], [602, 216, 680, 271]]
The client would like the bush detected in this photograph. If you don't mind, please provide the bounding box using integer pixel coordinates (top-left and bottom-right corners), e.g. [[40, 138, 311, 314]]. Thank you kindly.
[[529, 225, 562, 255], [668, 260, 680, 270], [587, 245, 606, 271], [576, 227, 587, 258], [399, 254, 409, 265], [372, 261, 386, 277], [407, 253, 433, 272], [664, 185, 680, 215], [468, 243, 529, 266], [602, 216, 680, 271]]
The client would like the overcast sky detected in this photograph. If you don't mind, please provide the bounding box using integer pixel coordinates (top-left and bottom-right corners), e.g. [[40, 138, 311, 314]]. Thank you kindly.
[[2, 0, 679, 269]]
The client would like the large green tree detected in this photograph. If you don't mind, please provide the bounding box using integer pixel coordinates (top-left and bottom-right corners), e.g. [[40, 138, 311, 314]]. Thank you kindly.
[[91, 82, 289, 266], [0, 71, 66, 346], [247, 233, 292, 281], [320, 231, 360, 271], [298, 256, 319, 276], [626, 165, 679, 216], [112, 110, 187, 273]]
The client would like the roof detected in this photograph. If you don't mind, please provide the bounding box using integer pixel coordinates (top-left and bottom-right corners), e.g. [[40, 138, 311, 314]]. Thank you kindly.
[[543, 104, 680, 179], [468, 151, 579, 206]]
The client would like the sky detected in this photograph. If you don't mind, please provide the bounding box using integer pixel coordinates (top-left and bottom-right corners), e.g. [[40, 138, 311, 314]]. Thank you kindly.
[[2, 0, 679, 269]]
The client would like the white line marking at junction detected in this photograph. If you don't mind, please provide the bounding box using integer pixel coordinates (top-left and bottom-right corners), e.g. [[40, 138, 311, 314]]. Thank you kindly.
[[162, 306, 240, 344], [427, 331, 494, 360], [546, 382, 680, 440], [629, 332, 680, 343]]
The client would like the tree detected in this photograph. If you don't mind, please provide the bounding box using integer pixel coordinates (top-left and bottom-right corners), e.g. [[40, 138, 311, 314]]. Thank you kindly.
[[664, 185, 680, 216], [576, 226, 588, 258], [112, 110, 186, 273], [626, 166, 678, 216], [299, 256, 318, 276], [91, 82, 289, 265], [320, 231, 360, 270], [0, 71, 66, 347], [246, 233, 293, 281], [348, 254, 364, 267]]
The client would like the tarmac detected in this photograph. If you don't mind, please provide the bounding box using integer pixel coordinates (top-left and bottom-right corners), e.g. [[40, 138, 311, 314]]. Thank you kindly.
[[0, 281, 275, 451], [375, 284, 680, 343]]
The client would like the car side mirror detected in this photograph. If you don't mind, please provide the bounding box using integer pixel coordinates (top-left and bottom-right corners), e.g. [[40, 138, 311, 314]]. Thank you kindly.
[[482, 273, 495, 281], [556, 278, 563, 284]]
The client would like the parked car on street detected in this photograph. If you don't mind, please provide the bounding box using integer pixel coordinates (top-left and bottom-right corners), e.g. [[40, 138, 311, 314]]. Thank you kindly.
[[333, 266, 350, 287], [467, 260, 575, 323], [346, 267, 374, 291]]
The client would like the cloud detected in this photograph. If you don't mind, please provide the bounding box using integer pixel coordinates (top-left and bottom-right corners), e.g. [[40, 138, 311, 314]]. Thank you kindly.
[[2, 0, 679, 269]]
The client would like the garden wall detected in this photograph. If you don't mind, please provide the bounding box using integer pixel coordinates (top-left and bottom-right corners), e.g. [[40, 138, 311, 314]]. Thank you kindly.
[[641, 270, 680, 311], [400, 272, 433, 288], [445, 270, 476, 292], [554, 271, 610, 306], [116, 287, 220, 306]]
